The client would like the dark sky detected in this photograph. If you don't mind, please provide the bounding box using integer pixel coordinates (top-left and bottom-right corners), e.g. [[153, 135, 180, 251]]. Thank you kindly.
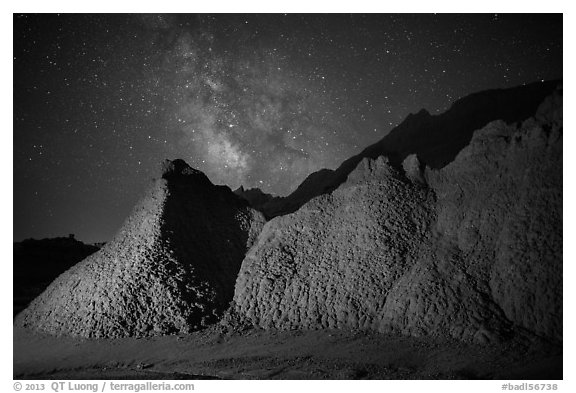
[[13, 13, 562, 243]]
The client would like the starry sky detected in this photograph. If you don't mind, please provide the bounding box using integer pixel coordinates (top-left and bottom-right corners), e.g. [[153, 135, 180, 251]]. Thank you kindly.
[[13, 13, 562, 243]]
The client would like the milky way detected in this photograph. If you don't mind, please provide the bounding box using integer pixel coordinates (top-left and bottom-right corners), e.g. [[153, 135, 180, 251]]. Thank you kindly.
[[158, 19, 341, 193], [13, 14, 562, 242]]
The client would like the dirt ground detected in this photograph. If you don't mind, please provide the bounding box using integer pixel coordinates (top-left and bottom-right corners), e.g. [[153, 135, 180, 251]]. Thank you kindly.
[[13, 326, 562, 380]]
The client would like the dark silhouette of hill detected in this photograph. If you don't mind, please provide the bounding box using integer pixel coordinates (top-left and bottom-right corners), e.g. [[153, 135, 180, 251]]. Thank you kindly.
[[233, 186, 276, 212], [257, 80, 560, 217], [13, 236, 100, 316]]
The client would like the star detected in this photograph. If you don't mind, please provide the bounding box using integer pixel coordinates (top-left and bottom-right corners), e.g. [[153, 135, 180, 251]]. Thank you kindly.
[[13, 13, 562, 243]]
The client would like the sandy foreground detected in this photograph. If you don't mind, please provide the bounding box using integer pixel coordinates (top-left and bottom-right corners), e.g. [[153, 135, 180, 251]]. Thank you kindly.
[[14, 326, 561, 380]]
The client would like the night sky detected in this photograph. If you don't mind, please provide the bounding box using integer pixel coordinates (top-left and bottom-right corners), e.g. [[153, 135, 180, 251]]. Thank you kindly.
[[13, 13, 562, 243]]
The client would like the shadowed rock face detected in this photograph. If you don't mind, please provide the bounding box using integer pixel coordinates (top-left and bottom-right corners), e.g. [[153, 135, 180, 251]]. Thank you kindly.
[[15, 159, 266, 338], [428, 89, 563, 342], [232, 86, 562, 344], [234, 186, 276, 213]]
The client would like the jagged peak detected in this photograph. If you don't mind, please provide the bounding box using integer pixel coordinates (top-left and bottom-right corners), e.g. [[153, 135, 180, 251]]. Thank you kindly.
[[160, 159, 212, 185], [345, 156, 400, 186]]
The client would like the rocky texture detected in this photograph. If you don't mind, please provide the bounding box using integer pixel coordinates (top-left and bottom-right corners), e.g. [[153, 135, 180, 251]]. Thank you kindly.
[[427, 88, 563, 342], [15, 159, 266, 338], [232, 86, 562, 344], [256, 80, 560, 217], [233, 155, 436, 332]]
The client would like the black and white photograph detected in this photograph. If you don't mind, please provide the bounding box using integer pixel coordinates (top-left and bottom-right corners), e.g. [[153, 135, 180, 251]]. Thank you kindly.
[[7, 4, 569, 388]]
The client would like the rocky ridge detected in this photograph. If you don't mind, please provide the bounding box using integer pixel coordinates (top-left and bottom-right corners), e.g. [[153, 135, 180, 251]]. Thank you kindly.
[[255, 80, 560, 217], [234, 186, 277, 213], [231, 86, 562, 344]]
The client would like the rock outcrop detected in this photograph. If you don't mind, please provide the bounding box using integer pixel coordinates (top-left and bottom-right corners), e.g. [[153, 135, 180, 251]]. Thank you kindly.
[[15, 159, 266, 338], [231, 86, 562, 343], [255, 80, 560, 217], [234, 186, 277, 213], [427, 88, 563, 342], [232, 155, 436, 331]]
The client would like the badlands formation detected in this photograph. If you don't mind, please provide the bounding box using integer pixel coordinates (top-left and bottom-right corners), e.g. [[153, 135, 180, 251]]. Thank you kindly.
[[16, 82, 562, 347]]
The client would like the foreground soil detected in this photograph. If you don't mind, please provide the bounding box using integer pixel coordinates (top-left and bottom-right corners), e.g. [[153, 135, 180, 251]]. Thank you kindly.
[[14, 326, 561, 380]]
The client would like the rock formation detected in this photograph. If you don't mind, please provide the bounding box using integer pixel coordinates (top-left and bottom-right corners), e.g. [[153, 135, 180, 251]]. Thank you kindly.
[[254, 80, 560, 217], [15, 159, 266, 338], [14, 82, 562, 346], [231, 85, 562, 343], [234, 186, 277, 213], [426, 88, 562, 342], [232, 155, 437, 332]]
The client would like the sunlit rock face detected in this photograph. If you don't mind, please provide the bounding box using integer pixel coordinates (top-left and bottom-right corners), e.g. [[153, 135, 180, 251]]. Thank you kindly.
[[15, 159, 266, 338]]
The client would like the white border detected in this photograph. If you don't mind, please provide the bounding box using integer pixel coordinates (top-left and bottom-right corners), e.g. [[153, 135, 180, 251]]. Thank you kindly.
[[2, 2, 571, 392]]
